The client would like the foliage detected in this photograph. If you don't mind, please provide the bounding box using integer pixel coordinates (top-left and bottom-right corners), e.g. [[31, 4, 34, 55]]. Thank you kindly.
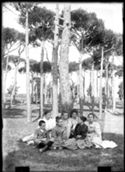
[[18, 60, 51, 74], [82, 57, 93, 70], [71, 9, 105, 52], [87, 84, 92, 97], [115, 65, 123, 77], [7, 85, 19, 97], [69, 62, 79, 72], [118, 82, 124, 100], [13, 3, 55, 42]]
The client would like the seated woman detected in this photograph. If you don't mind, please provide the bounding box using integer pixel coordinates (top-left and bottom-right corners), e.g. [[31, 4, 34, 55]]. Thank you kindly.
[[73, 116, 88, 139], [51, 116, 66, 150], [85, 113, 102, 148], [69, 109, 81, 138], [63, 116, 89, 150], [85, 113, 118, 149], [61, 111, 74, 139]]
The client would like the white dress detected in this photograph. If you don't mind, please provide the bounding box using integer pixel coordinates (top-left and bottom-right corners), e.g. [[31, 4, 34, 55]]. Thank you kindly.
[[85, 121, 117, 149]]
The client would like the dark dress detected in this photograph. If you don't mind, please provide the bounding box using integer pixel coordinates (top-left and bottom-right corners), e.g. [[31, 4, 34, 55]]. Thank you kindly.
[[73, 123, 88, 139]]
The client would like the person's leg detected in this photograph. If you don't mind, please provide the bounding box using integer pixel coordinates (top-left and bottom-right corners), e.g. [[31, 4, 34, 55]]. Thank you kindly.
[[39, 141, 54, 152], [22, 134, 34, 142]]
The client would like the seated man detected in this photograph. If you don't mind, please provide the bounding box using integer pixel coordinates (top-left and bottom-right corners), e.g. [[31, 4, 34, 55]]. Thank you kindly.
[[38, 110, 56, 131]]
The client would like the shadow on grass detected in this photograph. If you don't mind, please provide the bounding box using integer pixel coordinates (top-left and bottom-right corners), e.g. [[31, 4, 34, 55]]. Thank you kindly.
[[2, 108, 26, 119], [3, 133, 124, 172]]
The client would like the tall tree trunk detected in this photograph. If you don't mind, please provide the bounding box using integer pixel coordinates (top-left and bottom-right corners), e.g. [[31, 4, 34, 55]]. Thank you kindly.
[[96, 70, 98, 100], [91, 63, 94, 97], [10, 63, 18, 107], [3, 55, 9, 107], [112, 52, 116, 112], [99, 47, 104, 120], [26, 8, 31, 122], [79, 54, 84, 116], [40, 41, 44, 118], [52, 3, 59, 117], [105, 62, 109, 110], [59, 4, 72, 113], [31, 73, 34, 104]]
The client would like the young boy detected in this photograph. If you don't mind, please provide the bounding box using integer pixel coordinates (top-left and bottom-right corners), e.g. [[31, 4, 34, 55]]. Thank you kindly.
[[51, 116, 66, 150], [25, 120, 48, 145]]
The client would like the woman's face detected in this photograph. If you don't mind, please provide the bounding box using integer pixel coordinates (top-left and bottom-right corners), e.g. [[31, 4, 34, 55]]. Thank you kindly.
[[58, 119, 63, 127], [63, 113, 69, 120], [88, 114, 94, 123], [72, 112, 77, 119]]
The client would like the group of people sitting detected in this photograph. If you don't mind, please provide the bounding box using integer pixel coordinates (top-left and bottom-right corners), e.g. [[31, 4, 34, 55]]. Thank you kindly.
[[20, 109, 117, 152]]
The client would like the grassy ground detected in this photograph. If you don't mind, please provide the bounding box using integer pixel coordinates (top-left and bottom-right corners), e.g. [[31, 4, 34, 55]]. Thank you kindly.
[[2, 100, 124, 172]]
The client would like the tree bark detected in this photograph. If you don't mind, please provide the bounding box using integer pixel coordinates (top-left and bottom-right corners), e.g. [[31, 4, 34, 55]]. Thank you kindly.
[[40, 41, 45, 118], [26, 8, 31, 122], [10, 63, 18, 107], [79, 54, 84, 116], [105, 62, 109, 109], [112, 52, 116, 112], [96, 70, 98, 100], [99, 47, 104, 120], [91, 63, 94, 97], [52, 3, 59, 117], [3, 55, 9, 107], [59, 4, 72, 113]]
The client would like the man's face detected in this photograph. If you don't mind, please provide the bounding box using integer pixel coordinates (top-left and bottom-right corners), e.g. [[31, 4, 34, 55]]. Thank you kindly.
[[88, 115, 94, 123], [63, 113, 68, 120], [72, 112, 77, 119], [40, 123, 46, 130]]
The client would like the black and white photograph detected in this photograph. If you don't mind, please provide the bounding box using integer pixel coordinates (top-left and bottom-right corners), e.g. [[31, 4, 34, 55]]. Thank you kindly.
[[2, 2, 123, 172]]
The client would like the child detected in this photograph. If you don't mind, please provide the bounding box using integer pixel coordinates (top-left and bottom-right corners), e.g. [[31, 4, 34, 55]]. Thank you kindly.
[[25, 120, 48, 145], [51, 116, 66, 150], [32, 120, 53, 152]]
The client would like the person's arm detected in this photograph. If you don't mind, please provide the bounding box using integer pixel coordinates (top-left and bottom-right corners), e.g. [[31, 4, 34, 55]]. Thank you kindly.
[[95, 122, 102, 138], [66, 119, 73, 138], [50, 128, 57, 141], [34, 129, 39, 139], [74, 124, 79, 138]]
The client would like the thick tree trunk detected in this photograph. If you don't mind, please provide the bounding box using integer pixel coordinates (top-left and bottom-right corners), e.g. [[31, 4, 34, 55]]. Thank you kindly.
[[59, 4, 72, 113], [52, 4, 59, 117], [26, 9, 31, 122], [40, 41, 45, 118]]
